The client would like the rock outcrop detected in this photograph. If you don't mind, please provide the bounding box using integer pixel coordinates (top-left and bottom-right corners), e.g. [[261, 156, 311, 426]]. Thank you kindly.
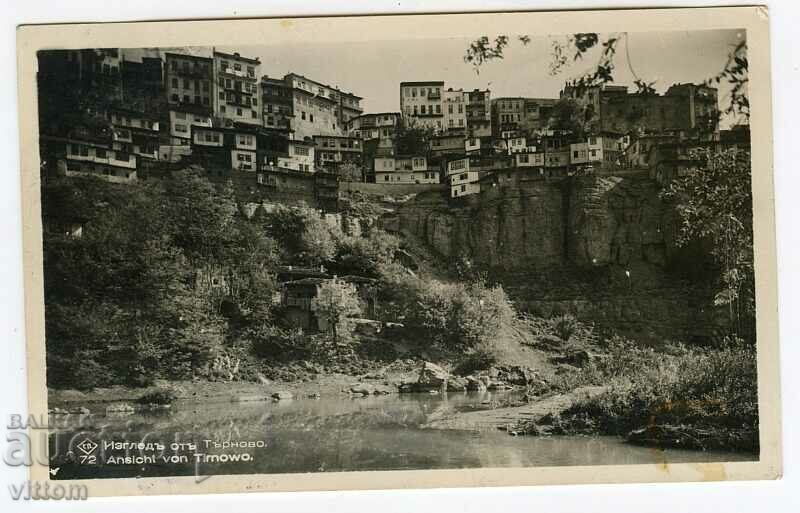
[[397, 174, 717, 341]]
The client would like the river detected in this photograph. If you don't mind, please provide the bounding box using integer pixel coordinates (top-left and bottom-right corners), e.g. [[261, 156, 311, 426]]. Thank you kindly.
[[49, 391, 756, 479]]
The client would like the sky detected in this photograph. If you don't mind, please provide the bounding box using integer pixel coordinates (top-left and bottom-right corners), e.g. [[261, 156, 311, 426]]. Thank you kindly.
[[128, 28, 745, 126], [217, 28, 744, 121]]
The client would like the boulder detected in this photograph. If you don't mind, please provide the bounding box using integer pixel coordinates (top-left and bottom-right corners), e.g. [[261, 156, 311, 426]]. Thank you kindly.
[[271, 391, 293, 401], [398, 382, 416, 394], [350, 384, 374, 396], [446, 375, 468, 392], [563, 349, 593, 368], [417, 361, 449, 390], [466, 375, 487, 392]]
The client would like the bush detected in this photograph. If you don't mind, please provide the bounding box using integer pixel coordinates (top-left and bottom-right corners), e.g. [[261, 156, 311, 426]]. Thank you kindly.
[[136, 388, 178, 405], [558, 339, 759, 448]]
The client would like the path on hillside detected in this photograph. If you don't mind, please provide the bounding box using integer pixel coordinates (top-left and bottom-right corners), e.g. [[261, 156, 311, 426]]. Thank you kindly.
[[422, 385, 608, 431]]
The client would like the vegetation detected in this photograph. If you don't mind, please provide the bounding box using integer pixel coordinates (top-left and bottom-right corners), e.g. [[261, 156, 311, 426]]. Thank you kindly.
[[532, 338, 759, 452], [663, 148, 755, 340], [312, 278, 363, 346]]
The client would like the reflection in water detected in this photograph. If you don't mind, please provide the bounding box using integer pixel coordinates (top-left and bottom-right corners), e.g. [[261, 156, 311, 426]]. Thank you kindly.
[[50, 392, 756, 479]]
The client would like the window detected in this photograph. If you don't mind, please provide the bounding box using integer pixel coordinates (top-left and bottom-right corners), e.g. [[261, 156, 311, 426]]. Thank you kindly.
[[420, 88, 426, 97], [590, 149, 597, 157], [237, 108, 243, 116], [301, 111, 306, 120], [252, 98, 257, 106], [421, 105, 426, 115], [448, 105, 453, 114], [225, 79, 232, 88], [175, 112, 187, 120], [96, 148, 106, 158], [234, 63, 241, 71], [202, 81, 209, 92], [194, 95, 201, 104], [171, 78, 178, 88], [309, 114, 314, 122], [294, 145, 309, 156], [79, 145, 89, 157], [175, 123, 188, 133], [219, 91, 225, 100], [412, 88, 417, 97], [220, 105, 226, 113], [251, 111, 257, 119], [461, 184, 466, 192], [183, 95, 190, 103]]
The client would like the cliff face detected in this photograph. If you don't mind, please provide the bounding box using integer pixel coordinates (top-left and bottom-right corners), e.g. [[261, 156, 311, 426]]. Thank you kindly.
[[397, 174, 717, 341], [400, 178, 565, 269]]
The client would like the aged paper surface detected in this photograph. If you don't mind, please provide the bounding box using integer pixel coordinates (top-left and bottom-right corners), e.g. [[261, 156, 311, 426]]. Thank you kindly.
[[17, 6, 779, 496]]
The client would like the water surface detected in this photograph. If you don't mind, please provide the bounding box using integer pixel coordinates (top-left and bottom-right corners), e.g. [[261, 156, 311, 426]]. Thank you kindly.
[[49, 392, 756, 479]]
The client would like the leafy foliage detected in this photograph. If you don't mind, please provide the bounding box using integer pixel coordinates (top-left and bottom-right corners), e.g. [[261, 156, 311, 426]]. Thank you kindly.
[[662, 148, 754, 339], [312, 278, 363, 345]]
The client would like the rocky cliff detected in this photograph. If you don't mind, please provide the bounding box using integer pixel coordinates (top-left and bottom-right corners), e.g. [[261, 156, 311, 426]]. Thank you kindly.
[[396, 173, 719, 342]]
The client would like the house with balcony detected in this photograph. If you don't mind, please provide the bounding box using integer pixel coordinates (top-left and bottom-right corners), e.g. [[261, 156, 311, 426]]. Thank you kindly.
[[107, 107, 160, 162], [374, 155, 438, 184], [313, 135, 362, 174], [213, 51, 262, 127]]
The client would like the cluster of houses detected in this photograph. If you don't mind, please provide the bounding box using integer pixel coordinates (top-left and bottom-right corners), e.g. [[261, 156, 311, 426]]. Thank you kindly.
[[37, 47, 750, 206]]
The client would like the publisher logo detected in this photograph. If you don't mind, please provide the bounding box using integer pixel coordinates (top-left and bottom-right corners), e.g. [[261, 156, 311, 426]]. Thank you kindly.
[[76, 439, 98, 456]]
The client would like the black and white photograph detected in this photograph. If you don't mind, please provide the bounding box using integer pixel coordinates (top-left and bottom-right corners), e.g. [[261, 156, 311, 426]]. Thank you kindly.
[[14, 6, 780, 496]]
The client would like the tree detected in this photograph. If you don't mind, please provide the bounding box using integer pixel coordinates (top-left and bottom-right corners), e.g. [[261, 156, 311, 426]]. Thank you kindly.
[[262, 204, 338, 266], [547, 98, 590, 137], [312, 278, 363, 346], [662, 148, 754, 340], [339, 162, 363, 183], [395, 119, 435, 155]]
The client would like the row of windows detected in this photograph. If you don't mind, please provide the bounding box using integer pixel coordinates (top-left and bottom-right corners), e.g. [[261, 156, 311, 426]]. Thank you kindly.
[[219, 91, 258, 107], [170, 93, 211, 106], [174, 112, 208, 123], [219, 105, 259, 119], [404, 86, 441, 98], [69, 144, 131, 162], [171, 78, 210, 92], [219, 77, 257, 93], [219, 61, 256, 77], [169, 59, 210, 75]]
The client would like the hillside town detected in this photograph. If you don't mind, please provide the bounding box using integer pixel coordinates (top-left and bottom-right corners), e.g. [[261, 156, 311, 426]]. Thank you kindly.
[[37, 47, 750, 210], [38, 38, 760, 471]]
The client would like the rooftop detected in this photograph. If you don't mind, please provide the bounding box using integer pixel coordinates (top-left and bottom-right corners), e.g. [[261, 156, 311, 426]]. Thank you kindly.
[[213, 50, 261, 65], [284, 72, 362, 100]]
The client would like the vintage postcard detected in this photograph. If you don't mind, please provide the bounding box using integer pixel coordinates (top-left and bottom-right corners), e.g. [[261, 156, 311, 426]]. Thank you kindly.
[[15, 5, 779, 498]]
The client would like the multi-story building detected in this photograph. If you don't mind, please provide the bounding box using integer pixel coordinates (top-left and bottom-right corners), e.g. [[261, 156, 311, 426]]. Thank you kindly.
[[400, 81, 445, 132], [120, 56, 164, 114], [429, 133, 466, 160], [443, 88, 467, 132], [561, 82, 719, 136], [107, 107, 160, 162], [522, 98, 557, 134], [491, 97, 526, 138], [284, 73, 362, 140], [43, 121, 138, 184], [446, 157, 479, 198], [261, 76, 293, 132], [466, 89, 492, 138], [313, 135, 363, 174], [213, 51, 261, 127], [374, 155, 438, 184], [165, 52, 214, 116], [190, 125, 260, 175], [347, 112, 401, 141]]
